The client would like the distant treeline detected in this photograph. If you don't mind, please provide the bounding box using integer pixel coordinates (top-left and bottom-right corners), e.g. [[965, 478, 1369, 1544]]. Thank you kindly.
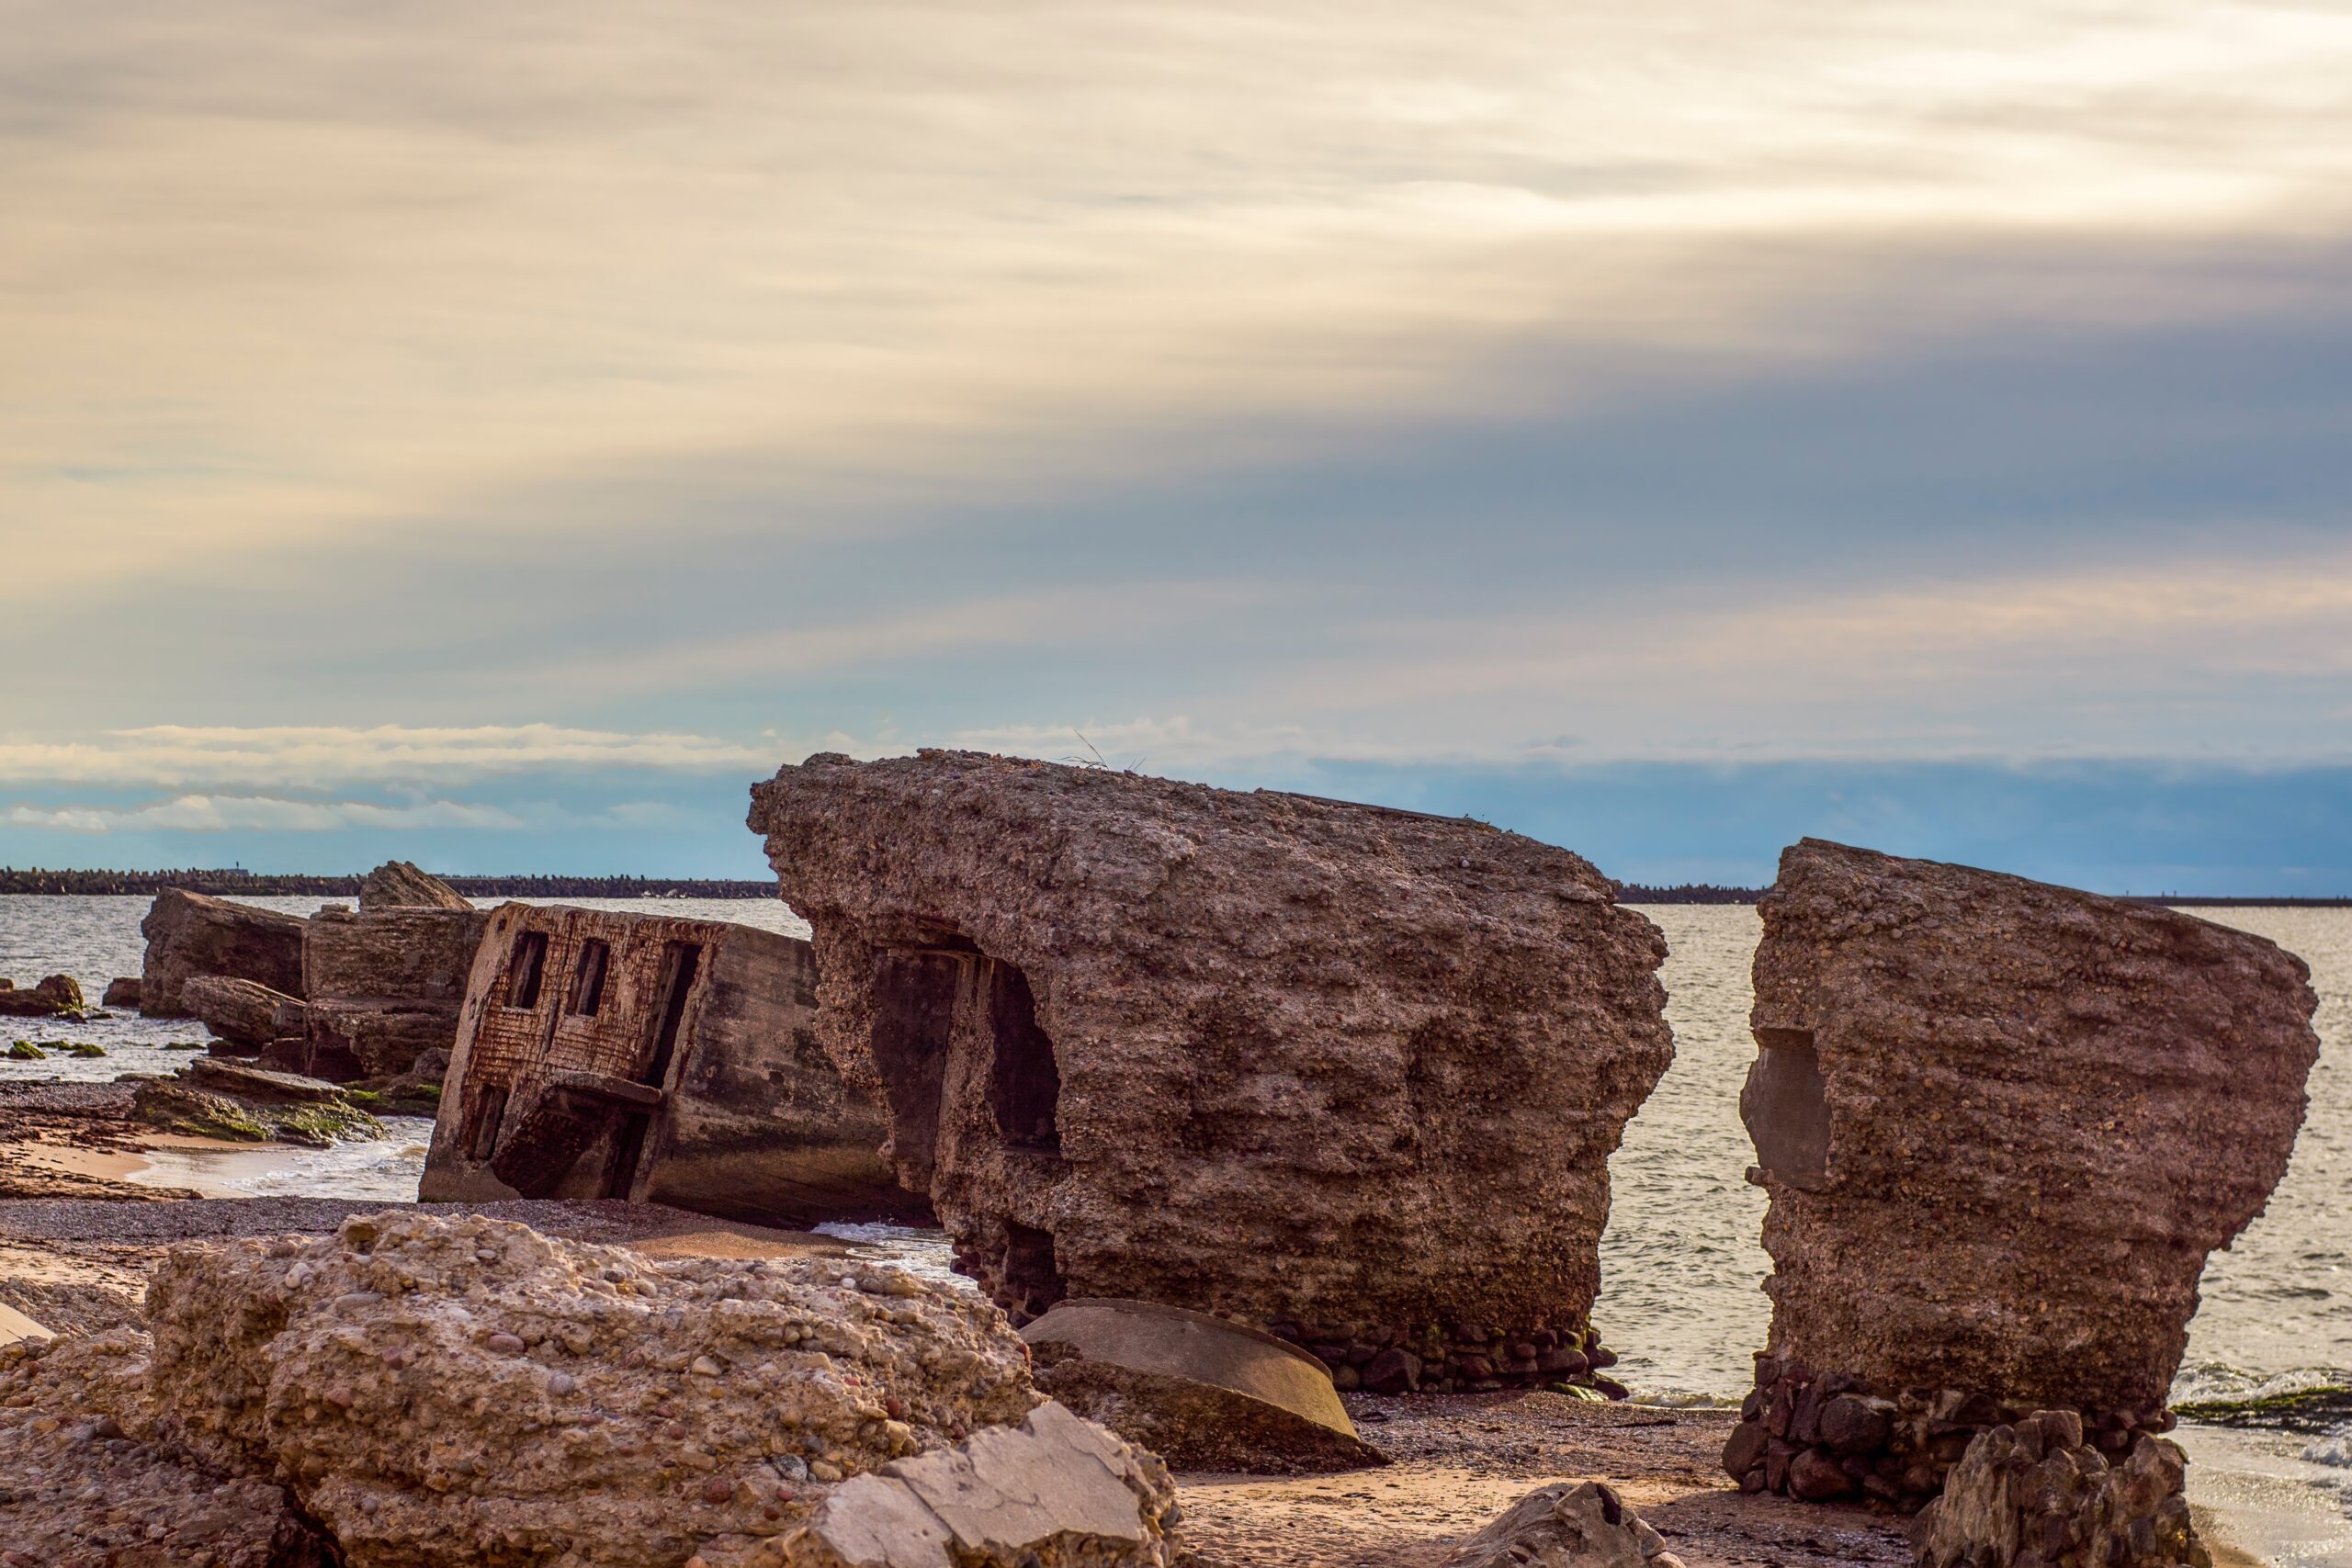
[[0, 868, 781, 899]]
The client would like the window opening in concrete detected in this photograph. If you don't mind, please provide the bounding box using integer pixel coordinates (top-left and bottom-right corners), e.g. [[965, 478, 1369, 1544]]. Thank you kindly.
[[567, 938, 610, 1018], [640, 942, 702, 1087], [1741, 1027, 1832, 1190], [987, 961, 1061, 1152], [1001, 1221, 1067, 1324], [602, 1111, 652, 1199], [505, 931, 548, 1010], [866, 950, 963, 1190], [462, 1084, 509, 1159]]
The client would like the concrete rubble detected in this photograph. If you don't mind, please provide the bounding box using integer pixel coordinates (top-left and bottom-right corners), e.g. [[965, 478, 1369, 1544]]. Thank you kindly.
[[1023, 1295, 1385, 1473], [423, 901, 904, 1225], [131, 1056, 387, 1147], [747, 750, 1672, 1393], [753, 1399, 1183, 1567], [182, 973, 307, 1051], [292, 862, 489, 1086], [1446, 1480, 1688, 1568], [1912, 1411, 2210, 1568], [138, 888, 307, 1019], [1724, 840, 2320, 1510]]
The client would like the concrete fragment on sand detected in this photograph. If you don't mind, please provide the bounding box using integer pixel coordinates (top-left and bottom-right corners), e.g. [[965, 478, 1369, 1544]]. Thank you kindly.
[[1446, 1480, 1687, 1568]]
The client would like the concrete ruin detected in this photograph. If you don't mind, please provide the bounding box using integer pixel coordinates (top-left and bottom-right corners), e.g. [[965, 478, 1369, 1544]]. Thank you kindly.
[[1723, 840, 2319, 1510], [137, 888, 306, 1018], [295, 865, 488, 1081], [746, 750, 1674, 1393], [421, 902, 906, 1224]]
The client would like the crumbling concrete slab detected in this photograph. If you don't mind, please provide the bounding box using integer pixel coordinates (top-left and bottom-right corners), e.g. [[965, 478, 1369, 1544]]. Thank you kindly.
[[139, 888, 307, 1017], [1724, 839, 2320, 1510], [747, 750, 1672, 1393], [182, 974, 305, 1051]]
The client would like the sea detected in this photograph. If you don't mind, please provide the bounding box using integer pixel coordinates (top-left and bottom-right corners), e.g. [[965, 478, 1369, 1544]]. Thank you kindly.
[[3, 894, 2346, 1548]]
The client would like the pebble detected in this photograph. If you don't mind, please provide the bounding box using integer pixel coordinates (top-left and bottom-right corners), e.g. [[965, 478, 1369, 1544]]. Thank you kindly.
[[334, 1292, 384, 1313], [485, 1333, 527, 1355], [548, 1372, 578, 1395], [808, 1460, 844, 1483], [701, 1475, 735, 1505], [690, 1355, 723, 1377]]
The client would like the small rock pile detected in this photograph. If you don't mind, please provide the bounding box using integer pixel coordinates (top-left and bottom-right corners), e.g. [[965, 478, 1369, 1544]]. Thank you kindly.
[[1912, 1411, 2209, 1568], [1446, 1480, 1688, 1568], [1722, 1356, 2177, 1512], [1267, 1316, 1630, 1398]]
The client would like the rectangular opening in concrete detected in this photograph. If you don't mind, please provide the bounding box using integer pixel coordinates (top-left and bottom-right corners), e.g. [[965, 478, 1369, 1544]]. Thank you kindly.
[[1001, 1219, 1067, 1325], [462, 1084, 509, 1159], [640, 941, 702, 1088], [505, 931, 548, 1010], [567, 938, 610, 1018], [987, 960, 1061, 1152]]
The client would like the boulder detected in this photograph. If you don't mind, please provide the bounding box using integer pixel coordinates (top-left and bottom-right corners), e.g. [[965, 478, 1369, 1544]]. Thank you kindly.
[[1023, 1297, 1385, 1473], [1913, 1412, 2210, 1568], [102, 976, 142, 1008], [141, 1210, 1044, 1566], [1736, 840, 2319, 1499], [139, 889, 306, 1017], [747, 751, 1671, 1388], [1446, 1480, 1686, 1568], [754, 1399, 1182, 1567], [0, 974, 85, 1019], [182, 974, 308, 1050], [360, 860, 475, 911]]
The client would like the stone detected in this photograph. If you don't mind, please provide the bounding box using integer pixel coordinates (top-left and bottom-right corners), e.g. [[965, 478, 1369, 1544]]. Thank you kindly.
[[1786, 1447, 1858, 1501], [102, 976, 142, 1008], [1914, 1414, 2209, 1568], [1023, 1296, 1385, 1473], [1446, 1480, 1680, 1568], [360, 860, 475, 911], [1819, 1393, 1894, 1456], [134, 1059, 387, 1146], [754, 1399, 1181, 1567], [141, 1211, 1040, 1566], [1742, 840, 2318, 1438], [1362, 1347, 1424, 1395], [182, 974, 308, 1049], [0, 974, 85, 1019], [423, 903, 904, 1224], [747, 750, 1671, 1359], [139, 889, 307, 1017], [1720, 1419, 1769, 1482]]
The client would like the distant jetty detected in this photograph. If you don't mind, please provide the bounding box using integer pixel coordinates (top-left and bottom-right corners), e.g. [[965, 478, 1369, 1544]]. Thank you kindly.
[[0, 868, 780, 899]]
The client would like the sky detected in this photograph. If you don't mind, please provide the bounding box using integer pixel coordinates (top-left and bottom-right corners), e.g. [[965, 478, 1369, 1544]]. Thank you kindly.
[[3, 0, 2349, 890]]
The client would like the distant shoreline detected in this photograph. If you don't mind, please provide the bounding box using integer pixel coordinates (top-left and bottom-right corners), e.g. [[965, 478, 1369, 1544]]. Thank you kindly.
[[0, 868, 2344, 905]]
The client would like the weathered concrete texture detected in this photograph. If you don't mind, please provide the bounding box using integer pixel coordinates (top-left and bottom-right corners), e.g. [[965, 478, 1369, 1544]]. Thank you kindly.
[[361, 858, 476, 911], [1912, 1413, 2210, 1568], [1024, 1297, 1385, 1474], [755, 1399, 1183, 1568], [748, 751, 1673, 1391], [423, 903, 906, 1225], [183, 973, 307, 1050], [139, 888, 308, 1018], [0, 973, 85, 1019], [0, 1330, 340, 1568], [141, 1211, 1042, 1567], [1446, 1480, 1688, 1568], [1727, 840, 2319, 1506], [300, 883, 488, 1080]]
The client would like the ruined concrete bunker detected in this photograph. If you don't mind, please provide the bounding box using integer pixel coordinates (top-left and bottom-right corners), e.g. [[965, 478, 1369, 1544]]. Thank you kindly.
[[748, 749, 1674, 1392], [1724, 838, 2320, 1508], [421, 903, 905, 1224]]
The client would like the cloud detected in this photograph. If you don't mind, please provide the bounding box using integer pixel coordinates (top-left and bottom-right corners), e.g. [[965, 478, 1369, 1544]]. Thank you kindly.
[[0, 725, 781, 788], [4, 795, 530, 833]]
